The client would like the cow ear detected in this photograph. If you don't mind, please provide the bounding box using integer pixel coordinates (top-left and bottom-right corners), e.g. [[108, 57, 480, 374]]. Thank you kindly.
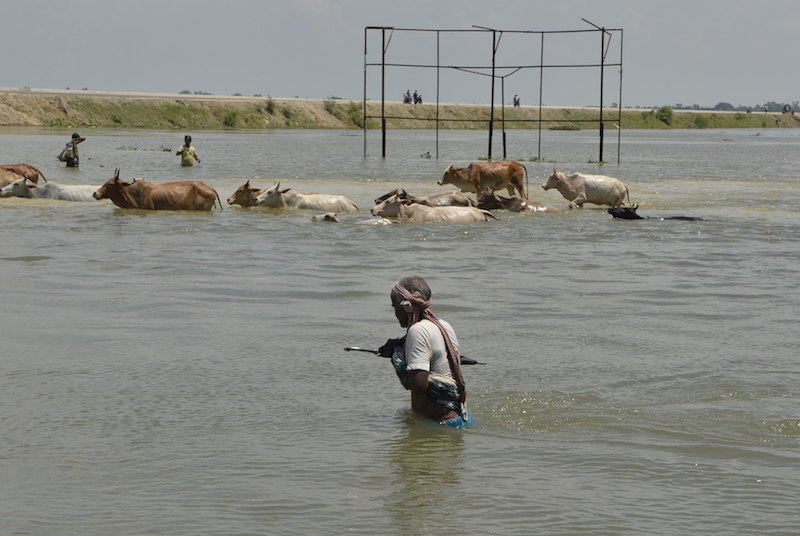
[[281, 188, 291, 194]]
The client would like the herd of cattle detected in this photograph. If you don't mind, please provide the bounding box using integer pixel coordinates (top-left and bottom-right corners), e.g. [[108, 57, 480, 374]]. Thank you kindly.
[[0, 160, 633, 223]]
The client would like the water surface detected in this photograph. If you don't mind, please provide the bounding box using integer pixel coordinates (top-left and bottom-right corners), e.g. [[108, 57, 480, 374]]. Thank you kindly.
[[1, 127, 798, 535]]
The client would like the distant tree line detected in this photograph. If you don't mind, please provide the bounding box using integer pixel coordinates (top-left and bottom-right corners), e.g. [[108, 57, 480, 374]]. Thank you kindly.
[[667, 101, 799, 112]]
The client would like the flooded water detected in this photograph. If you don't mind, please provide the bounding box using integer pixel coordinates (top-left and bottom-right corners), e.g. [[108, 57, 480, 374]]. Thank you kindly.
[[1, 126, 798, 535]]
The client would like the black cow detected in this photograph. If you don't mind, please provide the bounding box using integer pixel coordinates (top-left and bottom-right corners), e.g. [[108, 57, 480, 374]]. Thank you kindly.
[[609, 204, 707, 221]]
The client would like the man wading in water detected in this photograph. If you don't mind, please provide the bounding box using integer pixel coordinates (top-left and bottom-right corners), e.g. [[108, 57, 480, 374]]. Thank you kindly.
[[176, 135, 201, 166], [380, 276, 475, 428]]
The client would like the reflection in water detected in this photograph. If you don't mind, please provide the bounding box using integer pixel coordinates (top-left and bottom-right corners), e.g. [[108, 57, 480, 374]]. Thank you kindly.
[[385, 410, 467, 533]]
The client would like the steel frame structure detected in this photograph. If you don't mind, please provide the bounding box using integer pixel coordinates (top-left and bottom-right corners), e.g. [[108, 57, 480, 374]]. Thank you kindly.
[[363, 23, 623, 163]]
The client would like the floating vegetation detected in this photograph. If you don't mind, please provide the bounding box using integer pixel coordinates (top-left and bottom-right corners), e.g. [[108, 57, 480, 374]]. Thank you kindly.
[[420, 151, 432, 159], [118, 146, 172, 152]]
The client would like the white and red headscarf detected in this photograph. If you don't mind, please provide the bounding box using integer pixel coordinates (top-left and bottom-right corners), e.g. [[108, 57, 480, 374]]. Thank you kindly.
[[391, 280, 466, 404]]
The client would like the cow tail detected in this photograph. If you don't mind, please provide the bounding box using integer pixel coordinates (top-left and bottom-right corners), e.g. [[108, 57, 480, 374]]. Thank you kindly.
[[35, 166, 47, 183], [625, 185, 631, 206], [522, 164, 528, 199], [29, 164, 47, 183], [215, 190, 223, 211]]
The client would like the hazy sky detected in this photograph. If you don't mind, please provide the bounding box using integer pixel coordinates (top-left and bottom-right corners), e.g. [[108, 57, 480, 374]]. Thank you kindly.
[[4, 0, 797, 108]]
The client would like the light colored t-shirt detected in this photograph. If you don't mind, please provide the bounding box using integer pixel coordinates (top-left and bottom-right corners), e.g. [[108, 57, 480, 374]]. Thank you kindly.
[[179, 145, 197, 166], [404, 319, 459, 381]]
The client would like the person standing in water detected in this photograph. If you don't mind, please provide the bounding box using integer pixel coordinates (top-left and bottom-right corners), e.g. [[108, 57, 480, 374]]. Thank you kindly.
[[60, 133, 85, 168], [176, 135, 200, 166], [380, 276, 475, 429]]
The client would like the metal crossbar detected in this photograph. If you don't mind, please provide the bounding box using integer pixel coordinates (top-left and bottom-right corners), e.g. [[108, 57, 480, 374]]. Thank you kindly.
[[363, 23, 623, 163]]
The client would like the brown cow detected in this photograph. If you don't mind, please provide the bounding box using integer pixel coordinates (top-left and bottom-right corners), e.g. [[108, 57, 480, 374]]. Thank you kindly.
[[476, 189, 561, 214], [227, 180, 263, 207], [0, 169, 22, 188], [93, 169, 222, 211], [439, 160, 527, 199], [0, 164, 47, 185], [374, 188, 473, 207]]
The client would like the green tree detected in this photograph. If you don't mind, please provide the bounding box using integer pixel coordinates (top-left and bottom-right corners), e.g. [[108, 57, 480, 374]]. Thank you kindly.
[[655, 106, 673, 125]]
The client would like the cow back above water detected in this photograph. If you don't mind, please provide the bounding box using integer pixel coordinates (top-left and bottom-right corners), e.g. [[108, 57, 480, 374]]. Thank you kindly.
[[93, 169, 221, 211], [255, 183, 359, 212], [439, 160, 527, 199], [0, 164, 47, 186], [609, 204, 708, 221], [542, 168, 629, 209], [0, 177, 97, 202], [371, 193, 494, 222]]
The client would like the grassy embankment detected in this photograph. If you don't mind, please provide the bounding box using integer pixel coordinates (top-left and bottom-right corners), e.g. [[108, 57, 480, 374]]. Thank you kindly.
[[2, 91, 799, 130]]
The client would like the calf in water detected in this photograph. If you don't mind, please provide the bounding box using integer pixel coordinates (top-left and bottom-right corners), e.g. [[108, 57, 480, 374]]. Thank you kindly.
[[609, 204, 707, 221]]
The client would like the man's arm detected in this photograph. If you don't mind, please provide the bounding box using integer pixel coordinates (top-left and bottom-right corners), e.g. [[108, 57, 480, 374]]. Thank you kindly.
[[398, 369, 429, 395]]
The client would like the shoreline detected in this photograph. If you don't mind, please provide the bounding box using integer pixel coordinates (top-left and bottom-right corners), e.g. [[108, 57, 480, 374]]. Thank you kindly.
[[2, 87, 798, 131]]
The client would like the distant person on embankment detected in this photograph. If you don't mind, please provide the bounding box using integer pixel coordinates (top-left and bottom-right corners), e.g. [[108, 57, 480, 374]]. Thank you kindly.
[[176, 135, 200, 166]]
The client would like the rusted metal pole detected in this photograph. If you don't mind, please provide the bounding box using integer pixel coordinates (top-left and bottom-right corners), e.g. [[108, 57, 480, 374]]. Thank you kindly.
[[538, 32, 544, 162], [618, 29, 624, 164], [599, 27, 605, 163], [381, 28, 386, 158], [488, 30, 496, 160], [363, 27, 368, 157], [501, 76, 506, 159], [436, 30, 440, 159]]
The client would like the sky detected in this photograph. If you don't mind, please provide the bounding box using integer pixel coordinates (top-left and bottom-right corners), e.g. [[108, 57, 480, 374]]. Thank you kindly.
[[3, 0, 798, 109]]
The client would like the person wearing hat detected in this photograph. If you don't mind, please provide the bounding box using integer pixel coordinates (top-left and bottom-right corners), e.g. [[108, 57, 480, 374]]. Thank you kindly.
[[176, 135, 201, 166], [380, 275, 475, 429], [61, 133, 85, 168]]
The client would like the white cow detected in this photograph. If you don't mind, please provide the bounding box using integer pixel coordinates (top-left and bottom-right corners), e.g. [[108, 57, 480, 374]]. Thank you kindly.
[[370, 193, 495, 223], [254, 183, 359, 212], [542, 169, 630, 208], [0, 178, 98, 202]]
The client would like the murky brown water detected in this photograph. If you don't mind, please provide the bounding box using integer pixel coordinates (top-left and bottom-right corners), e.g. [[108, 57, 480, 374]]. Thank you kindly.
[[1, 127, 798, 535]]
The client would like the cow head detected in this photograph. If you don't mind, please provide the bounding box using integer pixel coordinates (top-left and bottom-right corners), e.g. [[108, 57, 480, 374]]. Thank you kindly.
[[475, 188, 503, 210], [370, 192, 414, 218], [438, 164, 461, 186], [227, 180, 263, 207], [94, 168, 129, 200], [0, 177, 32, 198], [608, 204, 643, 220], [542, 168, 562, 190], [254, 182, 292, 207], [374, 188, 408, 205]]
